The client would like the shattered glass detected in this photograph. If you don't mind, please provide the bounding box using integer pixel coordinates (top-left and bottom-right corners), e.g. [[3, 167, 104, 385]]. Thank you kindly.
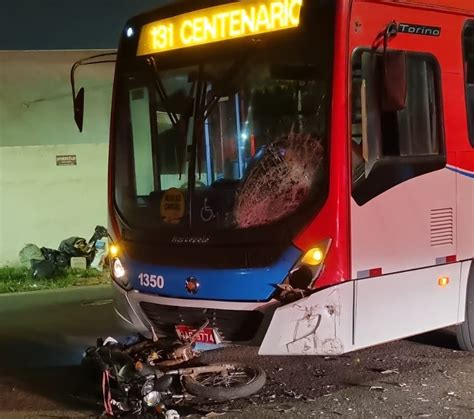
[[235, 132, 325, 228]]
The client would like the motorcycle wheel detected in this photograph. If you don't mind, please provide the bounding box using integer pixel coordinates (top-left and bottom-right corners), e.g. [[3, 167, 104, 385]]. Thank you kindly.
[[182, 363, 266, 400]]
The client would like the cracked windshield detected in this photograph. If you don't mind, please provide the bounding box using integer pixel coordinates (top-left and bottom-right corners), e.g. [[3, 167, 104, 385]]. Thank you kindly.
[[114, 54, 329, 233]]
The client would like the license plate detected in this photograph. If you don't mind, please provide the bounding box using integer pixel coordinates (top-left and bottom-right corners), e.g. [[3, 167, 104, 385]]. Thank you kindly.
[[175, 325, 220, 344]]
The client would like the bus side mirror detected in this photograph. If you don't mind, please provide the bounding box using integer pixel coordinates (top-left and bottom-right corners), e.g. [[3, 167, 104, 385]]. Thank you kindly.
[[381, 51, 407, 112], [361, 52, 383, 176], [74, 87, 85, 132]]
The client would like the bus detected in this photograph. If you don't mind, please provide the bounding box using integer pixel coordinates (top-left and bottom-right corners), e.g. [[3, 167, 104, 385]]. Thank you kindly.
[[73, 0, 474, 355]]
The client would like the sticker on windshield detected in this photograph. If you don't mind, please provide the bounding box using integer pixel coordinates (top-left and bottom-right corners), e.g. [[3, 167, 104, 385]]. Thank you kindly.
[[200, 198, 216, 222], [160, 188, 185, 224]]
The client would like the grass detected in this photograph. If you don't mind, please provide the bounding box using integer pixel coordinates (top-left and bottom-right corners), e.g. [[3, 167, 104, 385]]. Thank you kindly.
[[0, 265, 110, 294]]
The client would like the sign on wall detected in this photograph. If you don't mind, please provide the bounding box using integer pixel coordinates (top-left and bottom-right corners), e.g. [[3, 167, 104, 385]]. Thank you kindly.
[[56, 155, 77, 166]]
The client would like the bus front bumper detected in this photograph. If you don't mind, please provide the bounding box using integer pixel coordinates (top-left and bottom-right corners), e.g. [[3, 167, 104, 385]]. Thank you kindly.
[[112, 280, 354, 355], [111, 281, 280, 344]]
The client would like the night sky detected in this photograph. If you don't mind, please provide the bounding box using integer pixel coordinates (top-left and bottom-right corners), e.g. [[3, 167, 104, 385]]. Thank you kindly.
[[0, 0, 171, 50]]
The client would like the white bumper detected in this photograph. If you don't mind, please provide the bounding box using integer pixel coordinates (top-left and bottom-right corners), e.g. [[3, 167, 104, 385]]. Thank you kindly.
[[259, 281, 354, 355]]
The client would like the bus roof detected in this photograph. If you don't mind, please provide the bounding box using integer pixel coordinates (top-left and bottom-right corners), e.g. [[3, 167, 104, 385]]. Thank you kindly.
[[368, 0, 474, 15]]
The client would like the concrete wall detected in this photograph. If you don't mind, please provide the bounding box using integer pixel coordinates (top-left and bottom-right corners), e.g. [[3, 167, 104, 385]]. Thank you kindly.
[[0, 51, 114, 265]]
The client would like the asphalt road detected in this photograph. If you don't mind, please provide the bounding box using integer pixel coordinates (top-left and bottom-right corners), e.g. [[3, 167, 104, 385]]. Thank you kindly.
[[0, 286, 473, 418], [0, 285, 123, 368]]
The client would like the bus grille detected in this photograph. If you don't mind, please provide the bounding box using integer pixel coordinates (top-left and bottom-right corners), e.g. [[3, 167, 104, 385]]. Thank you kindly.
[[140, 302, 264, 342]]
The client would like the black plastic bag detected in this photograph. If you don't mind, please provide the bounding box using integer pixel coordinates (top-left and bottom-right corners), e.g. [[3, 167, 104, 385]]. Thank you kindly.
[[59, 237, 95, 266], [59, 238, 93, 258], [41, 247, 69, 268], [54, 252, 70, 268], [31, 259, 56, 279], [58, 237, 89, 256]]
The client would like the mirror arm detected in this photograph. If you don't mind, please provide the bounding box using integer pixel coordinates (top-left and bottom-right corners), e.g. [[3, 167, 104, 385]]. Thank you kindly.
[[69, 52, 117, 132], [383, 21, 398, 53], [70, 62, 79, 111], [372, 20, 398, 51], [70, 52, 117, 100]]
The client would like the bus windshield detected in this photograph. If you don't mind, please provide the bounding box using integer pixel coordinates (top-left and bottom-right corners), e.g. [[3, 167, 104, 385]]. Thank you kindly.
[[113, 10, 333, 243]]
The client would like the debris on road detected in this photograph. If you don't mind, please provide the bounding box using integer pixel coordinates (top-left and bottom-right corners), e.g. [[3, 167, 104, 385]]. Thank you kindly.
[[283, 389, 303, 399], [380, 368, 399, 375], [274, 405, 296, 413], [369, 386, 386, 392]]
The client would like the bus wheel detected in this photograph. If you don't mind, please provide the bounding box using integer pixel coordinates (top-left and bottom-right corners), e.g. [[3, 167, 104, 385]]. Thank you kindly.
[[456, 266, 474, 352]]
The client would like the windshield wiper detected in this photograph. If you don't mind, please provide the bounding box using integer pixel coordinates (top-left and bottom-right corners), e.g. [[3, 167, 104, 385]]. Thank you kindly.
[[187, 65, 206, 228], [202, 55, 249, 119], [145, 56, 179, 126], [145, 56, 196, 184]]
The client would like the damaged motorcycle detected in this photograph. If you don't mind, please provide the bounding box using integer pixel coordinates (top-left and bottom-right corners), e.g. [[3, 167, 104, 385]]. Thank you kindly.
[[82, 324, 266, 416]]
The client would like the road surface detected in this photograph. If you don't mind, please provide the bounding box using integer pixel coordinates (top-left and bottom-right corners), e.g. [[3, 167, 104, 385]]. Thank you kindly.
[[0, 286, 472, 417]]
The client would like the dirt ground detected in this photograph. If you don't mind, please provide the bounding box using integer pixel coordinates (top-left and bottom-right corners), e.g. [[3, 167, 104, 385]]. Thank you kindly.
[[0, 328, 472, 418]]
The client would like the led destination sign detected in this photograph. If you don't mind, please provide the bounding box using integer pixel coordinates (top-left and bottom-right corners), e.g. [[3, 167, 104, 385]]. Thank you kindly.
[[137, 0, 303, 56]]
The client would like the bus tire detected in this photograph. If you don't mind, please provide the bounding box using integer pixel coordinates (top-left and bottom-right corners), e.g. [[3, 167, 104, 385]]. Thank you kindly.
[[456, 264, 474, 352]]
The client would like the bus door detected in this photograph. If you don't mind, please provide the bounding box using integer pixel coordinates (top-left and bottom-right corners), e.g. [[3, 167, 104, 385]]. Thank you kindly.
[[348, 2, 461, 349]]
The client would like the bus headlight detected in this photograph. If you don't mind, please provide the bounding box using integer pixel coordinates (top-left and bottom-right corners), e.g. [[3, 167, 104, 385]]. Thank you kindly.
[[112, 257, 126, 279], [112, 257, 132, 290]]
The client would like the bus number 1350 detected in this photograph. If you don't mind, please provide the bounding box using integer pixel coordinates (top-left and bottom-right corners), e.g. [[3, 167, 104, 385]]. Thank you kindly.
[[138, 273, 165, 289]]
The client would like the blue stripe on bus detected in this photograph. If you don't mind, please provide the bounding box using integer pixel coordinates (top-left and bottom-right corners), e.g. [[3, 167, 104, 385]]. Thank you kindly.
[[447, 166, 474, 179], [124, 246, 301, 302]]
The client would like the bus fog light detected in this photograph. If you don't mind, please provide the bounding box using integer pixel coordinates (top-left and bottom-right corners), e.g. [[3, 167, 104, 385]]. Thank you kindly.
[[112, 258, 126, 279]]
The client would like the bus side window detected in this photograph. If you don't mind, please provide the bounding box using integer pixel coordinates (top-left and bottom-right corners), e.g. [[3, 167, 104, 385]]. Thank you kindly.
[[463, 22, 474, 148], [351, 50, 446, 206]]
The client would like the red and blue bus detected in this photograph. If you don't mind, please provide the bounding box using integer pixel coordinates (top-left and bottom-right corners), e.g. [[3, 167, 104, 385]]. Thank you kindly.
[[75, 0, 474, 355]]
